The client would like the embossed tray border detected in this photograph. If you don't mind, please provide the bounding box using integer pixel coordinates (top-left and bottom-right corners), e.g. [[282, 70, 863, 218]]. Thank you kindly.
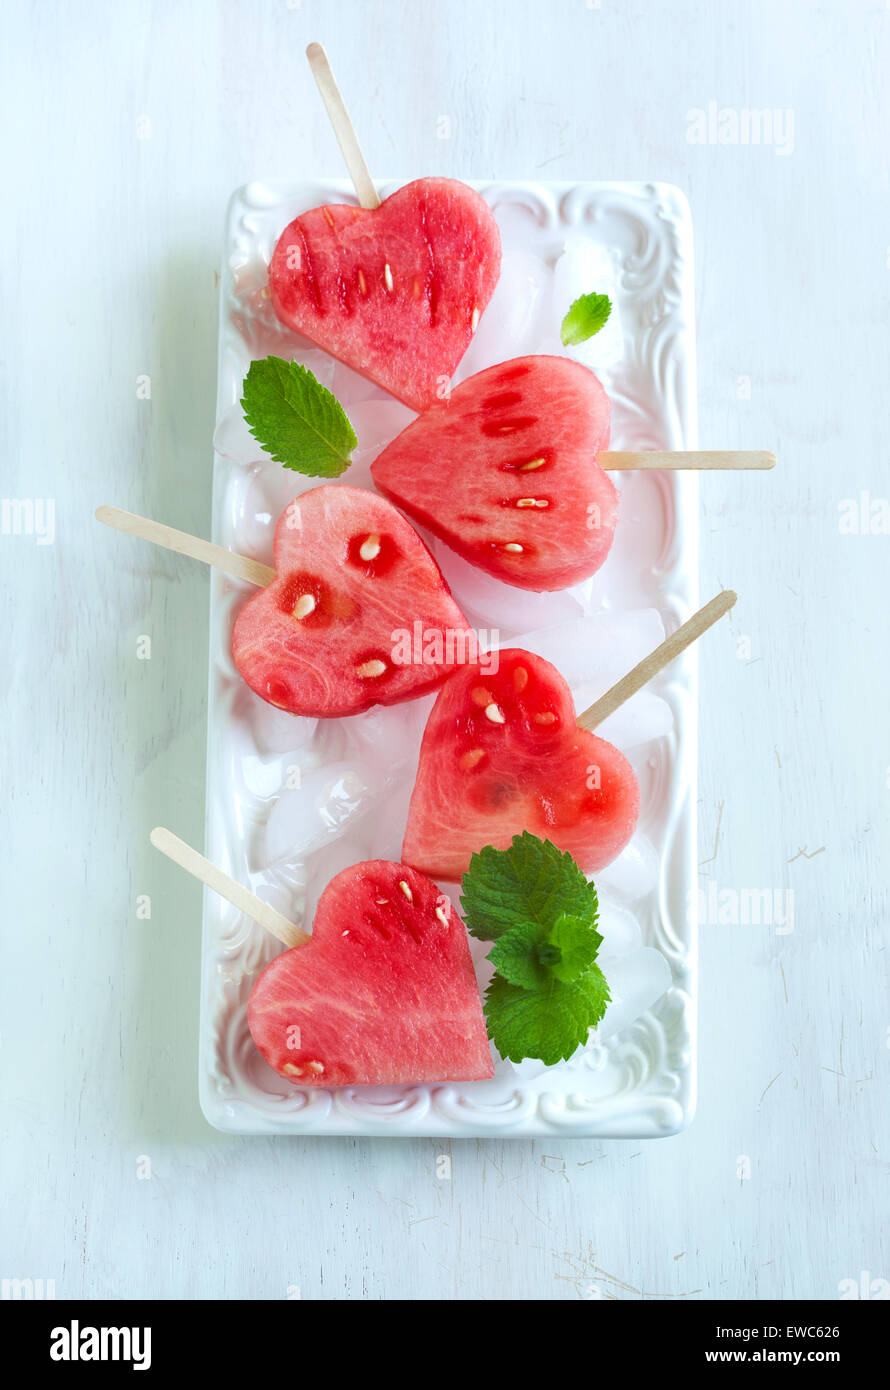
[[199, 180, 698, 1138]]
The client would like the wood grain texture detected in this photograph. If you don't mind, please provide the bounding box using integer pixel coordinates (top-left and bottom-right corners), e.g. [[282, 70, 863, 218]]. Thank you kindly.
[[1, 0, 888, 1301]]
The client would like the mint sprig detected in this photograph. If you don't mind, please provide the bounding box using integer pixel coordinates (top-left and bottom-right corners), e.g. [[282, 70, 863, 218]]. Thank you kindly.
[[461, 833, 610, 1065], [241, 356, 357, 477], [560, 291, 612, 346]]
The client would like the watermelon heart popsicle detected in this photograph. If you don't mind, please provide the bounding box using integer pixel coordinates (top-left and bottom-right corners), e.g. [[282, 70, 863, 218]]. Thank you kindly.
[[97, 485, 477, 719], [232, 484, 477, 717], [372, 355, 618, 591], [150, 829, 493, 1086], [248, 860, 493, 1085], [402, 592, 738, 881], [270, 177, 502, 413], [371, 355, 777, 593], [403, 648, 638, 881]]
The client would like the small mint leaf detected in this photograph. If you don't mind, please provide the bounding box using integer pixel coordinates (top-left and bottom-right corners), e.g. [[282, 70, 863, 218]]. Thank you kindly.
[[240, 356, 357, 477], [546, 911, 603, 983], [488, 924, 550, 991], [560, 292, 612, 346], [484, 964, 611, 1065], [461, 832, 598, 942]]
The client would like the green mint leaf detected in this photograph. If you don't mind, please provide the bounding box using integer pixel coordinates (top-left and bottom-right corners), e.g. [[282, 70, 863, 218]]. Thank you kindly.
[[462, 835, 610, 1063], [488, 923, 550, 991], [560, 292, 612, 346], [461, 832, 597, 942], [483, 964, 611, 1065], [241, 356, 357, 477], [546, 911, 603, 983]]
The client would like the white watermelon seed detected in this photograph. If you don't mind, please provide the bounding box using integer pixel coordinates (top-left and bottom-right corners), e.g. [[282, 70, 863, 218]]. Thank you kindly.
[[485, 703, 506, 724], [459, 747, 486, 771], [306, 1061, 325, 1074], [471, 305, 480, 331], [516, 497, 549, 508], [292, 593, 316, 619], [357, 268, 368, 295], [503, 542, 524, 553], [435, 903, 450, 927], [384, 263, 394, 291], [519, 457, 545, 471], [283, 1063, 304, 1077], [355, 658, 387, 678], [359, 533, 381, 561], [399, 880, 414, 901]]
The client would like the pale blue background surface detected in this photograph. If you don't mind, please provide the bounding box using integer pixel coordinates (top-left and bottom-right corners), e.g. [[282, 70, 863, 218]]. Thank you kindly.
[[1, 0, 887, 1300]]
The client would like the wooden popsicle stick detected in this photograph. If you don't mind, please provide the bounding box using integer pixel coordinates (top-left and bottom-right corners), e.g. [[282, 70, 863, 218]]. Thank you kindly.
[[150, 827, 309, 949], [306, 41, 380, 210], [95, 506, 276, 587], [577, 589, 737, 731], [600, 451, 775, 471]]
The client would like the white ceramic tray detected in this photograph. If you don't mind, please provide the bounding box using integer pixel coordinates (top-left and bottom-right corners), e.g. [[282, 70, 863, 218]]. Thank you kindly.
[[200, 179, 698, 1138]]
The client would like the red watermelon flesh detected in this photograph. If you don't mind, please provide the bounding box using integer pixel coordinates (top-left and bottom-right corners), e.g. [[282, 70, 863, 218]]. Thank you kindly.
[[402, 648, 640, 881], [248, 859, 493, 1085], [232, 484, 474, 718], [269, 178, 502, 412], [371, 355, 619, 591]]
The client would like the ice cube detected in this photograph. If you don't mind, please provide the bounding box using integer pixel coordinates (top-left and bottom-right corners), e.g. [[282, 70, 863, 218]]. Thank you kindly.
[[594, 690, 673, 752], [596, 898, 643, 959], [511, 609, 665, 695], [350, 399, 416, 453], [214, 405, 273, 468], [254, 877, 305, 925], [338, 698, 431, 772], [227, 461, 329, 562], [262, 762, 375, 865], [362, 777, 416, 862], [345, 398, 417, 490], [295, 348, 337, 390], [594, 832, 659, 903], [332, 358, 389, 406], [241, 687, 319, 756], [552, 236, 624, 370], [456, 248, 551, 380], [596, 947, 671, 1040], [433, 540, 587, 638], [302, 834, 373, 928]]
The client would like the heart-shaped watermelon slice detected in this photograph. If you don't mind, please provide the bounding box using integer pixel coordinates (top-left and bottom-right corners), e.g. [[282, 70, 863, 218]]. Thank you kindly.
[[371, 355, 619, 591], [269, 178, 502, 412], [402, 648, 639, 881], [248, 859, 494, 1085], [232, 484, 475, 718]]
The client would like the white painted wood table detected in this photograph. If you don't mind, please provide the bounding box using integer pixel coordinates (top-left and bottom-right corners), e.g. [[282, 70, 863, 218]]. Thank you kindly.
[[1, 0, 887, 1300]]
